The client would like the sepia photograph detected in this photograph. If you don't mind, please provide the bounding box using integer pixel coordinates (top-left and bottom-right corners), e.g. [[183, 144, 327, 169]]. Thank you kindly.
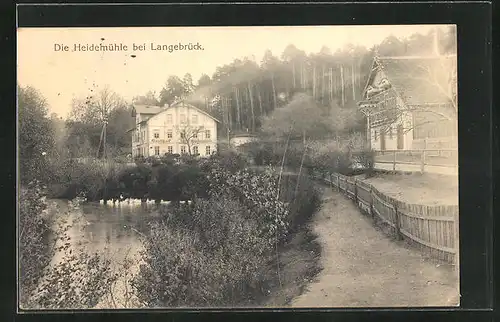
[[17, 25, 459, 310]]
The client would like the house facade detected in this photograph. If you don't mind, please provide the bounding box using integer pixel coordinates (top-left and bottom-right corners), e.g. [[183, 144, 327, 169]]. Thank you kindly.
[[358, 55, 457, 151], [129, 101, 220, 158]]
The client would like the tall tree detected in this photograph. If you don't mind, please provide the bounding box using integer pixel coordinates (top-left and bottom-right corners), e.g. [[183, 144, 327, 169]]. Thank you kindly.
[[159, 76, 186, 106], [18, 85, 55, 184], [182, 73, 195, 94], [68, 86, 129, 158], [197, 74, 212, 87], [133, 91, 160, 106]]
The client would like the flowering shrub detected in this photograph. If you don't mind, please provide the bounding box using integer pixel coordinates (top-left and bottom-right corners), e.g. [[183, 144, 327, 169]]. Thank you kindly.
[[208, 166, 290, 243]]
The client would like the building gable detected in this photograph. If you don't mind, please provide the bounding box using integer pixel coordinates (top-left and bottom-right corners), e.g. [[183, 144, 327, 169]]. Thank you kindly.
[[359, 55, 456, 116], [146, 101, 220, 126]]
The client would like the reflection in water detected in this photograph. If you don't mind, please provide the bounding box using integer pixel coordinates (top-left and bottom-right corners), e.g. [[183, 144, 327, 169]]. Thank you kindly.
[[50, 200, 162, 308]]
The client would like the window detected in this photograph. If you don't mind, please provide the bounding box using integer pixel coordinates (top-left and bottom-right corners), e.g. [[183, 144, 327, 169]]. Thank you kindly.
[[180, 114, 186, 123], [167, 146, 173, 154], [154, 146, 160, 156], [374, 130, 378, 141], [166, 114, 173, 124], [205, 145, 211, 155], [205, 130, 211, 139], [193, 132, 198, 139], [166, 129, 173, 139], [180, 146, 186, 154], [153, 130, 160, 139], [192, 114, 198, 124], [193, 146, 198, 155], [180, 132, 185, 139]]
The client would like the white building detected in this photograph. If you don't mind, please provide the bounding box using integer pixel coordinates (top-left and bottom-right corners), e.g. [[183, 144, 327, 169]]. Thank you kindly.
[[358, 54, 457, 151], [229, 133, 258, 148], [129, 101, 220, 158]]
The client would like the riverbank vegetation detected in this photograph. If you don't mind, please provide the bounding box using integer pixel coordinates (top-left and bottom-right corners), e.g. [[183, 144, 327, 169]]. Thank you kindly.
[[18, 28, 457, 308]]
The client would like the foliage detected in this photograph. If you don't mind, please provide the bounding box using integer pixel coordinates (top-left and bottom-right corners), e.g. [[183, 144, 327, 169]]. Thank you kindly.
[[132, 157, 322, 307], [66, 85, 132, 159], [165, 27, 457, 136], [132, 196, 271, 307], [31, 251, 116, 309], [25, 198, 118, 309], [18, 86, 56, 184], [159, 74, 194, 106], [19, 182, 53, 305], [277, 174, 322, 234], [132, 91, 160, 106], [208, 166, 290, 242]]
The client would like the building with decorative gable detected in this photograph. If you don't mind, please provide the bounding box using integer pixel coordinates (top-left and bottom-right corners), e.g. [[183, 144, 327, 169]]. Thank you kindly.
[[357, 54, 457, 151], [129, 100, 220, 158]]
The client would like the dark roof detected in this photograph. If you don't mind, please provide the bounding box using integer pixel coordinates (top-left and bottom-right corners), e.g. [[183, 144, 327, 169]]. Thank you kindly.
[[373, 56, 456, 106], [132, 105, 165, 116], [132, 101, 221, 123]]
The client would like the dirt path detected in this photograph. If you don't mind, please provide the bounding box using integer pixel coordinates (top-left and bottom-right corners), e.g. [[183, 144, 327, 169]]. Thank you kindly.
[[291, 186, 459, 307]]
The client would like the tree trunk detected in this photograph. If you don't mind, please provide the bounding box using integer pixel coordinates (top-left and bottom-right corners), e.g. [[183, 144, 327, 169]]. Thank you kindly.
[[271, 73, 277, 110], [235, 87, 242, 130], [248, 82, 255, 132], [329, 67, 333, 104], [312, 64, 317, 99], [303, 64, 308, 89], [97, 124, 105, 158], [257, 84, 264, 116], [103, 123, 107, 159], [351, 62, 356, 101], [341, 64, 345, 107], [322, 65, 326, 105], [300, 63, 305, 89]]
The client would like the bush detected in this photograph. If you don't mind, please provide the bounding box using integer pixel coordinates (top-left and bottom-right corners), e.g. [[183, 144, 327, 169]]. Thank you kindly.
[[133, 195, 272, 307], [277, 173, 322, 235], [19, 182, 53, 306], [132, 161, 325, 307], [208, 166, 290, 243]]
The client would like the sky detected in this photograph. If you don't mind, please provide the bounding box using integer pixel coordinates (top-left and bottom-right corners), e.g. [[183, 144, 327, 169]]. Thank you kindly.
[[17, 25, 443, 118]]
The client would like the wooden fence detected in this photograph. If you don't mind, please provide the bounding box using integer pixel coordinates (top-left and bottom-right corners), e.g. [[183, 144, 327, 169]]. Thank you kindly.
[[314, 171, 459, 267], [373, 149, 458, 175]]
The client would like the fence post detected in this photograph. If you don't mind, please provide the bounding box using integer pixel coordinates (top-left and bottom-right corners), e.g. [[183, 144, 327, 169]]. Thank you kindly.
[[354, 179, 358, 205], [393, 151, 396, 171], [454, 211, 460, 276], [337, 174, 340, 192], [420, 150, 426, 173], [369, 186, 375, 219], [394, 204, 403, 240]]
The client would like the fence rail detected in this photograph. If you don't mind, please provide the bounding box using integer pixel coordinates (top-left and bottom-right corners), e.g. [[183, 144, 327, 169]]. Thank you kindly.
[[373, 149, 458, 175], [317, 171, 459, 266]]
